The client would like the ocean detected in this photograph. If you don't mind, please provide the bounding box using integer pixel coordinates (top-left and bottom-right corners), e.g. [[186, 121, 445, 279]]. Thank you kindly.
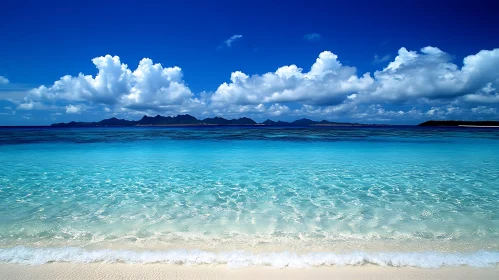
[[0, 126, 498, 268]]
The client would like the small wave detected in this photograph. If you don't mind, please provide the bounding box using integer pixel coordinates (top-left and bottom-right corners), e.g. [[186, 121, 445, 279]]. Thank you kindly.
[[0, 247, 498, 268]]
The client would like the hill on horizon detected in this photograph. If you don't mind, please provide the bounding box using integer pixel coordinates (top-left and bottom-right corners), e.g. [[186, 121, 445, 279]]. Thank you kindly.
[[51, 114, 366, 127]]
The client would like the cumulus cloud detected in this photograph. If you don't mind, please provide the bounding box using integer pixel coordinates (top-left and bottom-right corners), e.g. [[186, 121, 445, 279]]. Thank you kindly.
[[223, 35, 243, 47], [0, 76, 9, 84], [296, 103, 357, 117], [208, 46, 499, 121], [366, 47, 499, 103], [18, 102, 35, 110], [303, 33, 321, 41], [267, 103, 291, 116], [20, 55, 201, 113], [461, 83, 499, 104], [211, 51, 374, 106], [14, 46, 499, 123], [66, 104, 84, 114], [17, 101, 50, 111], [471, 106, 497, 115]]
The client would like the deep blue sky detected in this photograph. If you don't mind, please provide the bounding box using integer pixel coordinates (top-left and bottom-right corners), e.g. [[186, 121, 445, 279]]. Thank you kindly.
[[1, 0, 499, 125]]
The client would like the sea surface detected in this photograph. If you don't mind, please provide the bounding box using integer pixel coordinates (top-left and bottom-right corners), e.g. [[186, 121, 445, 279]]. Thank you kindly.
[[0, 126, 498, 268]]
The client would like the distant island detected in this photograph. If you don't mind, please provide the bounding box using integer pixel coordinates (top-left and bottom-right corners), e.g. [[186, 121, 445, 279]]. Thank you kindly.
[[49, 117, 499, 128], [51, 114, 370, 127], [418, 120, 499, 127]]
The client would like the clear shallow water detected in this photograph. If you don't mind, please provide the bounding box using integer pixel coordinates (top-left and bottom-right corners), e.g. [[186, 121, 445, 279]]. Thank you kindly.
[[0, 126, 498, 267]]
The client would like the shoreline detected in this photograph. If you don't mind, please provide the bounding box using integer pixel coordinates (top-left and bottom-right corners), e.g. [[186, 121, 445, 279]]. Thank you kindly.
[[0, 264, 497, 280], [458, 125, 499, 128], [1, 246, 498, 268]]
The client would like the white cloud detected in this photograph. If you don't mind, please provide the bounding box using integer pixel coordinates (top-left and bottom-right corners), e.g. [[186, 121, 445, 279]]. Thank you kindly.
[[267, 103, 290, 116], [211, 51, 374, 107], [0, 76, 9, 84], [66, 104, 84, 114], [366, 47, 499, 103], [425, 106, 463, 118], [304, 33, 321, 41], [296, 103, 357, 117], [120, 58, 195, 110], [461, 83, 499, 104], [18, 103, 34, 110], [15, 46, 499, 123], [471, 106, 497, 115], [224, 35, 243, 47], [17, 101, 50, 111], [20, 55, 199, 113]]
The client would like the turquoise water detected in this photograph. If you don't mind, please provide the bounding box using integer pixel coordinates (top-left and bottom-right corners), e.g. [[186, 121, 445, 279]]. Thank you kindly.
[[0, 127, 498, 267]]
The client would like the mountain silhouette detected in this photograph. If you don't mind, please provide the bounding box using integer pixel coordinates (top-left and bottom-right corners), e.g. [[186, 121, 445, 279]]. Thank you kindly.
[[51, 114, 364, 127]]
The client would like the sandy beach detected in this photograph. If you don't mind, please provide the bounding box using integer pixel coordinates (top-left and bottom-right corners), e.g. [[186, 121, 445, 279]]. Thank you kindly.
[[0, 264, 497, 280]]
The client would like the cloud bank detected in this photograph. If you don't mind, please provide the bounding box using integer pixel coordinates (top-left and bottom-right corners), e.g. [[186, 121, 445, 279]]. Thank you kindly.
[[14, 46, 499, 123]]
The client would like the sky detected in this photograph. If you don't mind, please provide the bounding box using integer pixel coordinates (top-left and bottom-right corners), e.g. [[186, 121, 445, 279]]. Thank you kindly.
[[1, 0, 499, 125]]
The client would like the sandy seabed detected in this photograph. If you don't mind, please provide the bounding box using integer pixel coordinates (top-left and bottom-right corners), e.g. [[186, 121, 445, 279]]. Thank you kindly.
[[0, 264, 498, 280]]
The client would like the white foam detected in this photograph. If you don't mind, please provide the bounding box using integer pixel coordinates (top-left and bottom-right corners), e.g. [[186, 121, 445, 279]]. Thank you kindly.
[[0, 247, 498, 268]]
